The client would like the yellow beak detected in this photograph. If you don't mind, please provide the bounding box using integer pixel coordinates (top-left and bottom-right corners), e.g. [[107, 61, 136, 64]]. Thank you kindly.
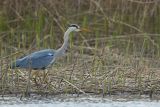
[[80, 28, 91, 32]]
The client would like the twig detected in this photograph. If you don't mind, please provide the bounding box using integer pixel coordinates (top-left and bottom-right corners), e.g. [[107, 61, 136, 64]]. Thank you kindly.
[[62, 78, 91, 97]]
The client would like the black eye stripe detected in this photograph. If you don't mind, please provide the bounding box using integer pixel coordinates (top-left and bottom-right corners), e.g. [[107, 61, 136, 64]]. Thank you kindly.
[[69, 24, 79, 28]]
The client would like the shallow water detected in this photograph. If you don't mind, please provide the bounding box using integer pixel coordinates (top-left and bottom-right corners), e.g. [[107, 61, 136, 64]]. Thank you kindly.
[[0, 94, 160, 107]]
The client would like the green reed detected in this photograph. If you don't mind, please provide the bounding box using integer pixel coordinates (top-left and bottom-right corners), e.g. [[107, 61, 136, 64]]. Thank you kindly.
[[0, 0, 160, 95]]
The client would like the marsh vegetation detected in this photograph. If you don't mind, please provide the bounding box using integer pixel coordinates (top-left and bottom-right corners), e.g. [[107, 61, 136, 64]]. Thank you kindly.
[[0, 0, 160, 97]]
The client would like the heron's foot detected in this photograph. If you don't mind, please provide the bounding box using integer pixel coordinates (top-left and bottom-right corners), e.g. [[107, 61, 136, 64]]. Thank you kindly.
[[32, 70, 50, 89]]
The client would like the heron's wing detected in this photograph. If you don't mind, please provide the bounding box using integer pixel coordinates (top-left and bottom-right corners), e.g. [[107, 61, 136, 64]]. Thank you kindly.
[[12, 49, 56, 69]]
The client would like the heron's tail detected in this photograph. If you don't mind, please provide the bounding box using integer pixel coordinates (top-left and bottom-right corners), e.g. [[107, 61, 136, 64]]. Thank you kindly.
[[10, 60, 20, 69]]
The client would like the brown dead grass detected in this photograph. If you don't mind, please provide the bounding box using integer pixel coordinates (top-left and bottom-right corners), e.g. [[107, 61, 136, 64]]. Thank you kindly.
[[1, 47, 160, 97]]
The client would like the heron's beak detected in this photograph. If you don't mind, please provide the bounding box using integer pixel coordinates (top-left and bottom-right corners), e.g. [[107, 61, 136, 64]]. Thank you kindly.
[[80, 28, 91, 32]]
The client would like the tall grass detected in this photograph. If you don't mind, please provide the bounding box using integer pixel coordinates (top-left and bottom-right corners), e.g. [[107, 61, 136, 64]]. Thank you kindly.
[[0, 0, 160, 96]]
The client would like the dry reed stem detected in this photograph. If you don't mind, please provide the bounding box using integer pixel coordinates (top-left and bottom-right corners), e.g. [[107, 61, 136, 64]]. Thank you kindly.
[[0, 0, 160, 97]]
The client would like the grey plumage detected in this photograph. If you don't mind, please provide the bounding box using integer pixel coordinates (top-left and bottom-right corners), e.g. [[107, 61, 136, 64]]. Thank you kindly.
[[10, 24, 82, 70], [11, 49, 56, 70]]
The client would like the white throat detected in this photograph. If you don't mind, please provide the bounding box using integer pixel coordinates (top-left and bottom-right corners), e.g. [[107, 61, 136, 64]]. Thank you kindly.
[[55, 27, 75, 57]]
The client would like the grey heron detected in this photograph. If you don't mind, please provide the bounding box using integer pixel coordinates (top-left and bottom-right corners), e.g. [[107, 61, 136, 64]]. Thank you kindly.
[[11, 24, 89, 69], [10, 24, 89, 96]]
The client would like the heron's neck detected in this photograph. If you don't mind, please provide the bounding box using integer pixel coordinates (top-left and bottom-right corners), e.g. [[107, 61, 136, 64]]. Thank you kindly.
[[56, 28, 73, 57]]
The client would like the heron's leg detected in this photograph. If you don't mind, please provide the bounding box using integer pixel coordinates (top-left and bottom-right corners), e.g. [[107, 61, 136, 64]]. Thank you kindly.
[[32, 71, 40, 80], [32, 71, 40, 85], [43, 69, 49, 83]]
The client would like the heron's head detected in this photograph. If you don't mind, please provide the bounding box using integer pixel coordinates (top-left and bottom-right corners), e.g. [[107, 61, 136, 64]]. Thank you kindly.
[[68, 24, 80, 32], [68, 24, 90, 32]]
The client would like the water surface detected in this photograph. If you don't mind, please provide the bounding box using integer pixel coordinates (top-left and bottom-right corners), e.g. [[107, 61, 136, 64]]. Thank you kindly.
[[0, 94, 160, 107]]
